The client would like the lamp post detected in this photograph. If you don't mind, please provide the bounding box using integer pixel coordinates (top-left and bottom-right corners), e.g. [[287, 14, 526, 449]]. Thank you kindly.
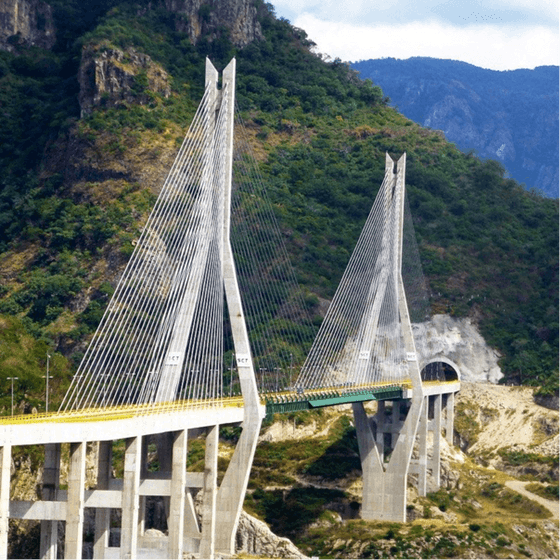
[[289, 353, 293, 389], [42, 353, 53, 412], [7, 377, 18, 416]]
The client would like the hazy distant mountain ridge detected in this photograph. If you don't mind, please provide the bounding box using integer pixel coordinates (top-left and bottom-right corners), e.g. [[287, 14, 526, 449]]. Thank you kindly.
[[351, 57, 559, 197]]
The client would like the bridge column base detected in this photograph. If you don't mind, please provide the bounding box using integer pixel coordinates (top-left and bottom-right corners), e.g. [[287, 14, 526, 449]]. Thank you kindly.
[[199, 425, 219, 559], [0, 445, 11, 560], [429, 394, 442, 492], [444, 392, 455, 445], [354, 394, 424, 523], [93, 441, 112, 559], [40, 443, 61, 560], [65, 442, 86, 560], [120, 436, 142, 559]]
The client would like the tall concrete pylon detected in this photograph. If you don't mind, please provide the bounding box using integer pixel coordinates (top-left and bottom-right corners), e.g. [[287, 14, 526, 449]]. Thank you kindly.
[[351, 153, 425, 522], [154, 58, 263, 557]]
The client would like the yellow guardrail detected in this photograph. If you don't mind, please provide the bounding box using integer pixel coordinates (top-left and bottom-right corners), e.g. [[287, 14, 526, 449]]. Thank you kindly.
[[0, 396, 246, 426]]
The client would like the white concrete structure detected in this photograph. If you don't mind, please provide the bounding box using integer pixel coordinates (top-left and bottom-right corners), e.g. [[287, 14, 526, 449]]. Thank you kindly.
[[350, 155, 460, 522]]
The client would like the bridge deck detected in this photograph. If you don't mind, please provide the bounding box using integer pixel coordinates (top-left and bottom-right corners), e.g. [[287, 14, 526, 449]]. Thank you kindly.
[[0, 380, 459, 446]]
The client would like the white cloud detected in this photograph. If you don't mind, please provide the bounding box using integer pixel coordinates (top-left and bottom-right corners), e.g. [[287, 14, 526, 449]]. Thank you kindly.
[[293, 15, 559, 70], [272, 0, 559, 29]]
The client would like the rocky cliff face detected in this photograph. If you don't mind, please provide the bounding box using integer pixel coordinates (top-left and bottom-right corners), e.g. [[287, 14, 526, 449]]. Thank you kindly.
[[352, 57, 559, 197], [236, 511, 307, 558], [78, 45, 171, 116], [413, 314, 503, 383], [0, 0, 55, 51], [0, 0, 262, 54], [163, 0, 263, 47]]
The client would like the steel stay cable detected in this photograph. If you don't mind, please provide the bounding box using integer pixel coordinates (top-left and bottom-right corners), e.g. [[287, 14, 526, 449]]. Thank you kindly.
[[63, 92, 213, 411]]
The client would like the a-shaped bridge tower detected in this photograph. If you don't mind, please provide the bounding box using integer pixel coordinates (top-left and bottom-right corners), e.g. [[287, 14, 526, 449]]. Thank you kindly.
[[293, 152, 460, 521]]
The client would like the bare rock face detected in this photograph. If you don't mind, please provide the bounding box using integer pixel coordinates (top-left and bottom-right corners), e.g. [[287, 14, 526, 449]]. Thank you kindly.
[[78, 45, 171, 116], [413, 313, 503, 383], [0, 0, 55, 51], [163, 0, 263, 47], [236, 510, 307, 559]]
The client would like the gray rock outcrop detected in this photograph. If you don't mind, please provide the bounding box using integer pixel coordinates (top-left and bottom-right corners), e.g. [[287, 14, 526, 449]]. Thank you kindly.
[[236, 510, 307, 558], [413, 313, 503, 383], [163, 0, 263, 47], [78, 45, 171, 116], [0, 0, 55, 51]]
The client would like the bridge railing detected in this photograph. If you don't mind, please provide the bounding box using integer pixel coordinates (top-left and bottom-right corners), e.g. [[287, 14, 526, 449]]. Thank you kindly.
[[0, 396, 246, 425]]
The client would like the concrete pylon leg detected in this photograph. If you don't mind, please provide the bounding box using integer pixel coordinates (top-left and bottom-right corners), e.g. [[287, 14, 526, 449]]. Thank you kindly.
[[391, 401, 400, 447], [352, 402, 384, 519], [65, 441, 86, 560], [0, 444, 12, 560], [168, 430, 187, 559], [431, 395, 442, 491], [199, 425, 218, 559], [445, 392, 455, 445], [121, 436, 142, 559], [215, 414, 262, 554], [417, 397, 428, 497], [41, 443, 61, 559], [93, 441, 112, 559], [376, 401, 385, 462]]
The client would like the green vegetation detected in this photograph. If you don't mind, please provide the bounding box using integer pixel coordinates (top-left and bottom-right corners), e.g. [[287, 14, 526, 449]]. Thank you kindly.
[[0, 0, 557, 416], [526, 482, 560, 501], [498, 447, 559, 468]]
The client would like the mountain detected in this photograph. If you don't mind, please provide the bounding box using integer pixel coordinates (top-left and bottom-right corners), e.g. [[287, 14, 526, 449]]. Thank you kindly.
[[351, 57, 559, 198], [0, 0, 557, 417]]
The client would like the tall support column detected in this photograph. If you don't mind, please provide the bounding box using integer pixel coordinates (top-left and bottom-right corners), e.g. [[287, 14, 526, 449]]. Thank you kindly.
[[417, 396, 428, 497], [430, 394, 442, 491], [353, 402, 384, 519], [41, 443, 61, 559], [348, 153, 424, 523], [65, 441, 86, 560], [138, 436, 149, 539], [376, 401, 385, 462], [445, 392, 455, 445], [168, 430, 187, 559], [200, 426, 218, 559], [93, 441, 112, 559], [0, 444, 12, 560], [391, 401, 400, 447], [155, 432, 174, 530], [216, 57, 263, 555], [121, 436, 142, 560]]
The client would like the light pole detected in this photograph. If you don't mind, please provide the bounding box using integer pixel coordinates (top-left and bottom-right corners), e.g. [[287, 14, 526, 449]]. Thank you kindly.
[[7, 377, 18, 416], [289, 353, 293, 389], [42, 353, 53, 412]]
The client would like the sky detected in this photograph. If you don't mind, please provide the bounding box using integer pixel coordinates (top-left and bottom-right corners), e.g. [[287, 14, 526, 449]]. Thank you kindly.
[[269, 0, 559, 71]]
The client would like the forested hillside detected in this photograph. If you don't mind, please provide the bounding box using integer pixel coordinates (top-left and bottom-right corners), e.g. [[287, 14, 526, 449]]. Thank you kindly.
[[0, 0, 557, 415], [351, 57, 559, 198]]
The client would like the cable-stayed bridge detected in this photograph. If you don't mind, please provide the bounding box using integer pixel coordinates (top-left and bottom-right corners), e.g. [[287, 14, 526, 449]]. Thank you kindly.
[[0, 59, 459, 559]]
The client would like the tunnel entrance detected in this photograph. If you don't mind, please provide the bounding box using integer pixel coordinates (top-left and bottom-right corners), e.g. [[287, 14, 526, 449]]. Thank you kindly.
[[420, 360, 460, 382]]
